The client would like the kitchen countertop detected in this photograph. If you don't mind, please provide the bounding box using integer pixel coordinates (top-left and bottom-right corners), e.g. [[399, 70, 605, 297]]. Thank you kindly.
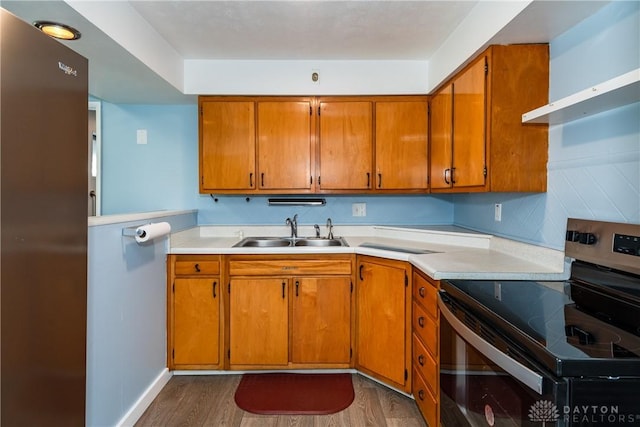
[[169, 225, 571, 281]]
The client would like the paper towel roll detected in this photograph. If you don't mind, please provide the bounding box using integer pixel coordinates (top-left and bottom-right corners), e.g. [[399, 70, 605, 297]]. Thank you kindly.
[[135, 222, 171, 243]]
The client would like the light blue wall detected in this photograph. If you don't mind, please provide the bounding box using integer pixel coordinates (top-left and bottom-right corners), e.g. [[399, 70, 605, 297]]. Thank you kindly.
[[86, 211, 197, 426], [195, 194, 453, 226], [100, 103, 199, 215], [453, 1, 640, 250]]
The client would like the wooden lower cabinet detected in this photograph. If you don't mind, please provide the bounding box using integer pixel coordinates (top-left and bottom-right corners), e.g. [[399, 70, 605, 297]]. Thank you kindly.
[[229, 277, 289, 366], [291, 277, 351, 364], [168, 255, 222, 369], [412, 268, 440, 426], [356, 256, 412, 393], [168, 253, 428, 399], [227, 254, 354, 369]]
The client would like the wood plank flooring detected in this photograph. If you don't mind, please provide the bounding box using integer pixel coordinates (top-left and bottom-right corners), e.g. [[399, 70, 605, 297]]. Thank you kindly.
[[135, 373, 427, 427]]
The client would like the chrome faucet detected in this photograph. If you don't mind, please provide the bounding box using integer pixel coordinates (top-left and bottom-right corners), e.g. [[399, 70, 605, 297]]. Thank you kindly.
[[326, 218, 334, 239], [285, 214, 298, 238]]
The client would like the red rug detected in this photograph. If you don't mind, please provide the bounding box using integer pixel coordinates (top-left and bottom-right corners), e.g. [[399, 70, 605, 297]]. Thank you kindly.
[[234, 373, 355, 415]]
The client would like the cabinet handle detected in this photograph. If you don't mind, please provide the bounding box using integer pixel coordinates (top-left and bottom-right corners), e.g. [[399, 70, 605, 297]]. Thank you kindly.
[[249, 173, 253, 187], [359, 265, 364, 281], [212, 281, 217, 298], [444, 168, 451, 185], [194, 263, 200, 273], [366, 172, 370, 188], [377, 173, 382, 188], [418, 390, 425, 401], [418, 316, 425, 328], [282, 282, 286, 299], [261, 173, 265, 187], [419, 287, 426, 298], [295, 280, 299, 297], [451, 167, 456, 184], [418, 354, 425, 366]]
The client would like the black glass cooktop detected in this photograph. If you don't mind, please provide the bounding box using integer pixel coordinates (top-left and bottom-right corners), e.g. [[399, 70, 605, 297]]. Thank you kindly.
[[442, 271, 640, 377]]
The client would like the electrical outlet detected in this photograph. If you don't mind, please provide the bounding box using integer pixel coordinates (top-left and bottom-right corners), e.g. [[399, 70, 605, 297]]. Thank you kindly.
[[494, 203, 502, 222], [352, 203, 366, 217]]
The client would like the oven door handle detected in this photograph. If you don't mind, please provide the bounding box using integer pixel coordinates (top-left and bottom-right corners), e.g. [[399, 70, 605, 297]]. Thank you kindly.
[[438, 293, 544, 394]]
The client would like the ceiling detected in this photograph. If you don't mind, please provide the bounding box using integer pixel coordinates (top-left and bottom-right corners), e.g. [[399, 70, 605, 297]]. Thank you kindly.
[[1, 1, 610, 104]]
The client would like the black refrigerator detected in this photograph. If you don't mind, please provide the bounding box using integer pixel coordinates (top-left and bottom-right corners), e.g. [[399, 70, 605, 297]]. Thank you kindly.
[[1, 8, 88, 425]]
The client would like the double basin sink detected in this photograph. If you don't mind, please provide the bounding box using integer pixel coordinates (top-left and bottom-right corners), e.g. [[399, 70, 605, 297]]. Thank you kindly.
[[234, 236, 349, 248]]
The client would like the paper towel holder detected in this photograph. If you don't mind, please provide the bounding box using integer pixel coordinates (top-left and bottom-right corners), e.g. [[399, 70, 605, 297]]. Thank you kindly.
[[122, 223, 150, 238]]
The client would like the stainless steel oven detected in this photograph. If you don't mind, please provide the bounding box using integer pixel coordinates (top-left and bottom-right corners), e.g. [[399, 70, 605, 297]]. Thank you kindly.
[[438, 219, 640, 427]]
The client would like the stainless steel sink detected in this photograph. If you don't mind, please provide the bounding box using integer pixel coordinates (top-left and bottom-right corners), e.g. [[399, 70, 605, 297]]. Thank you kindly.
[[294, 237, 348, 247], [233, 236, 348, 248]]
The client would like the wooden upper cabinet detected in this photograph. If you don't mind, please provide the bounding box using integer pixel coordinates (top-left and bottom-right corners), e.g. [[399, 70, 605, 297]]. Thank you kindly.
[[375, 99, 429, 191], [429, 44, 549, 193], [199, 100, 256, 191], [429, 84, 453, 190], [317, 100, 373, 191], [257, 99, 314, 191], [452, 56, 487, 189]]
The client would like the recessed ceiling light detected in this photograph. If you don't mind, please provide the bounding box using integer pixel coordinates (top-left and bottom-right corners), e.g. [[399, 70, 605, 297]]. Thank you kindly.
[[33, 21, 81, 40]]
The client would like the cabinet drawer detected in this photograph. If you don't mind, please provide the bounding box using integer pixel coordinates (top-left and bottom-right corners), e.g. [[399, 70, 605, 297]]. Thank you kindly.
[[412, 271, 438, 319], [413, 301, 438, 358], [175, 260, 220, 276], [413, 368, 438, 427], [412, 333, 438, 397], [229, 259, 351, 276]]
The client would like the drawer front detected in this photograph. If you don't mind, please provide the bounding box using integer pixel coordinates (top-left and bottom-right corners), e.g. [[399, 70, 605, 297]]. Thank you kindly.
[[229, 259, 351, 276], [412, 271, 438, 319], [413, 301, 438, 358], [413, 368, 438, 427], [412, 333, 438, 397], [175, 260, 220, 276]]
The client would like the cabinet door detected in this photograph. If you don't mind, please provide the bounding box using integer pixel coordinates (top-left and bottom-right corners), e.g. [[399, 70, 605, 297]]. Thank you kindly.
[[375, 100, 428, 190], [291, 277, 351, 364], [229, 278, 288, 366], [200, 100, 256, 191], [357, 259, 408, 387], [257, 100, 313, 190], [452, 57, 487, 188], [318, 101, 372, 190], [173, 278, 220, 365], [429, 84, 453, 190]]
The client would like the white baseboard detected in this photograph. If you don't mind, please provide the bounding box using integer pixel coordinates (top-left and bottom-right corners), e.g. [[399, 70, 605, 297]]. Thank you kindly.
[[116, 368, 173, 427]]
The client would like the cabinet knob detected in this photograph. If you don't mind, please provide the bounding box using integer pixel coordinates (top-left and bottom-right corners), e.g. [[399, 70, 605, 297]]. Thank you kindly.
[[418, 389, 425, 401], [419, 287, 426, 298], [418, 354, 425, 366], [444, 168, 451, 185], [212, 281, 217, 298], [418, 316, 425, 328], [194, 263, 200, 272]]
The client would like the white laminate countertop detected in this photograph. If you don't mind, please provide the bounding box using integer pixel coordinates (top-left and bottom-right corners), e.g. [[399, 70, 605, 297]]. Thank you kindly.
[[168, 225, 571, 281]]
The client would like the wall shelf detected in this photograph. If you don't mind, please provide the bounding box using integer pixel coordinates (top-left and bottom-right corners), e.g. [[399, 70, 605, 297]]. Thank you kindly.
[[522, 68, 640, 124]]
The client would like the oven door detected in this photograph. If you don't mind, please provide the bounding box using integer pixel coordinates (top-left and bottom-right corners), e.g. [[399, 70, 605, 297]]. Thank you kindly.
[[439, 291, 567, 427]]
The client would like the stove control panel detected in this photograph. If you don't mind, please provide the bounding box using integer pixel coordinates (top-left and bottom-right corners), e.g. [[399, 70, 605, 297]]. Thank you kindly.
[[613, 233, 640, 257], [566, 218, 640, 276]]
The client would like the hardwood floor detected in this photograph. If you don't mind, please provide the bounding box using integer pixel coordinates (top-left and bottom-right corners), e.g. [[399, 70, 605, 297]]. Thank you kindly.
[[135, 373, 427, 426]]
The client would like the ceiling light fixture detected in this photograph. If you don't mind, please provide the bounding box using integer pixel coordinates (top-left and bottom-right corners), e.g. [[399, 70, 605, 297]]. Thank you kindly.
[[33, 21, 81, 40]]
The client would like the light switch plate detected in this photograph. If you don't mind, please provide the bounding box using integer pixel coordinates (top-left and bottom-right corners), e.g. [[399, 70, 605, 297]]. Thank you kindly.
[[494, 203, 502, 222], [136, 129, 147, 145]]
